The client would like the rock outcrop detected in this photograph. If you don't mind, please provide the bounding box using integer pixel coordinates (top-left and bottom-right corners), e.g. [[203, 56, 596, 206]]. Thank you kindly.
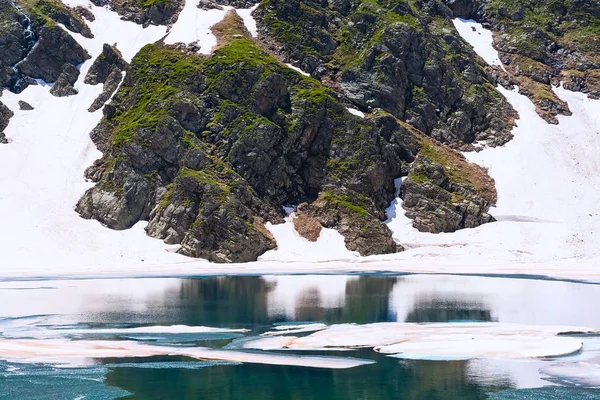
[[85, 44, 129, 111], [84, 44, 128, 85], [445, 0, 600, 119], [49, 62, 80, 97], [77, 12, 497, 262], [18, 100, 34, 110], [401, 130, 496, 232], [0, 101, 14, 144], [254, 0, 516, 150], [16, 24, 90, 83]]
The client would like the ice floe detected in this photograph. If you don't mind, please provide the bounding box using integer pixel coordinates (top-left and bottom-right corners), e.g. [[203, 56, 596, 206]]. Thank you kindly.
[[540, 360, 600, 387], [244, 322, 597, 360], [0, 338, 373, 369]]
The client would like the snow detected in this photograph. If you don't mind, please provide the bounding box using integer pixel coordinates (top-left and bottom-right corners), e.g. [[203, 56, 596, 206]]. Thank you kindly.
[[347, 108, 365, 118], [237, 4, 259, 37], [242, 322, 595, 360], [164, 1, 259, 53], [284, 63, 310, 77], [1, 6, 600, 282], [259, 213, 358, 263], [164, 0, 228, 54], [0, 3, 187, 275], [4, 325, 250, 339], [452, 18, 505, 70]]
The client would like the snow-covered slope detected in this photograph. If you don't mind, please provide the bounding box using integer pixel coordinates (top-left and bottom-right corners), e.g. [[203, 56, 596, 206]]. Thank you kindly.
[[1, 6, 599, 281]]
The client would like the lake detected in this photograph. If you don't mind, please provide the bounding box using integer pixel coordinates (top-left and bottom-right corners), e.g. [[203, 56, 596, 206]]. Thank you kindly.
[[0, 274, 599, 399]]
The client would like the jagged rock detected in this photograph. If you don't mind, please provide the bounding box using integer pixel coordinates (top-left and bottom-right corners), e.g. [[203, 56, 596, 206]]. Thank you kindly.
[[445, 0, 600, 114], [0, 101, 14, 144], [18, 100, 34, 110], [254, 0, 516, 148], [49, 63, 80, 97], [401, 135, 496, 233], [84, 44, 128, 85], [39, 3, 94, 38], [16, 25, 90, 83], [77, 13, 497, 262], [0, 0, 31, 88], [295, 190, 400, 256], [197, 0, 223, 9], [74, 5, 95, 21], [91, 0, 184, 26], [88, 67, 123, 112]]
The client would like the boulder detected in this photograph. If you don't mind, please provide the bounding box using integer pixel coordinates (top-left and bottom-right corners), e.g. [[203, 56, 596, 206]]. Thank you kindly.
[[84, 43, 128, 85], [49, 63, 80, 97]]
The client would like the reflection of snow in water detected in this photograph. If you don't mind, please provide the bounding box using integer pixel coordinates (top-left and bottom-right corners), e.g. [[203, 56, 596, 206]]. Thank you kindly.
[[263, 275, 358, 319], [388, 275, 600, 327]]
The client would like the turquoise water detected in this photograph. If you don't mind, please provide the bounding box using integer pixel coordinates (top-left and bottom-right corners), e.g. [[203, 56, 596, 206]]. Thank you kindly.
[[0, 275, 599, 399]]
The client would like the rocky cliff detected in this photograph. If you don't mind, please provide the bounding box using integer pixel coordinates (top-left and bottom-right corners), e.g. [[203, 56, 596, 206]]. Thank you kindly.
[[446, 0, 600, 122], [5, 0, 565, 263], [74, 11, 497, 262]]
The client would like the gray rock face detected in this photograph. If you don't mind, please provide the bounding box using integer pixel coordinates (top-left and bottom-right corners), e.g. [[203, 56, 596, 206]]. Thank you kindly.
[[18, 100, 34, 110], [84, 44, 128, 85], [401, 147, 496, 233], [90, 0, 184, 26], [88, 67, 123, 112], [254, 0, 516, 149], [198, 0, 256, 9], [49, 63, 80, 97], [77, 16, 498, 262], [16, 25, 90, 83], [0, 0, 31, 88], [0, 101, 14, 144]]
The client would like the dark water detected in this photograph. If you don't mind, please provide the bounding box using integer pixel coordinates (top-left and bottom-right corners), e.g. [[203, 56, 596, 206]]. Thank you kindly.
[[0, 275, 599, 399]]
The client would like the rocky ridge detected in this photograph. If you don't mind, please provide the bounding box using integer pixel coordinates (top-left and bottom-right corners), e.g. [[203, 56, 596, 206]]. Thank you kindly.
[[0, 0, 91, 92], [446, 0, 600, 122], [75, 11, 498, 262], [253, 0, 517, 150]]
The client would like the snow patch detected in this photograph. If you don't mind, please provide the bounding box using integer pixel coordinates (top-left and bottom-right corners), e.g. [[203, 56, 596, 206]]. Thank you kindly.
[[452, 18, 505, 70], [164, 0, 229, 54], [347, 108, 365, 118], [259, 213, 358, 263], [284, 63, 310, 77]]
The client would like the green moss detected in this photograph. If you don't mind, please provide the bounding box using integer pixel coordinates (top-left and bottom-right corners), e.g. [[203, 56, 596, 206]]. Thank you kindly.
[[407, 170, 428, 184], [321, 190, 371, 217]]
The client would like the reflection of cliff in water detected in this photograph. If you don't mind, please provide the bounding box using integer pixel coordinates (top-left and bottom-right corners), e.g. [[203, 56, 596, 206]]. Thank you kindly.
[[265, 276, 398, 324], [105, 354, 514, 400], [404, 299, 495, 323]]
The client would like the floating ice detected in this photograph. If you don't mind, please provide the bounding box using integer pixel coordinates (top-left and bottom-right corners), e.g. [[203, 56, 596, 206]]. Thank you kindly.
[[540, 360, 600, 387], [244, 322, 597, 360], [0, 338, 373, 369]]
